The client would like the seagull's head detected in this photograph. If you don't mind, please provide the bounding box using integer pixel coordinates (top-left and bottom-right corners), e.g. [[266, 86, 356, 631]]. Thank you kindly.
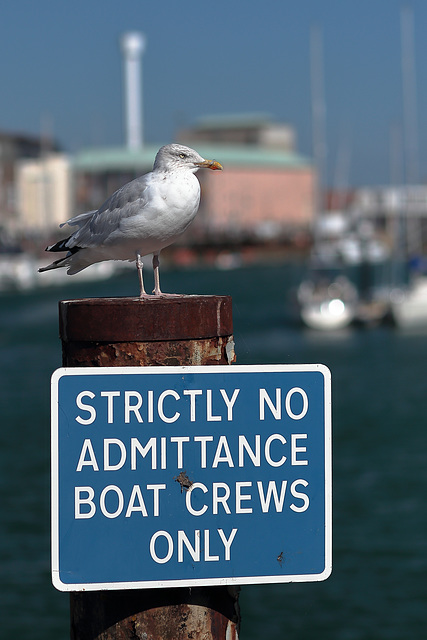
[[154, 144, 223, 173]]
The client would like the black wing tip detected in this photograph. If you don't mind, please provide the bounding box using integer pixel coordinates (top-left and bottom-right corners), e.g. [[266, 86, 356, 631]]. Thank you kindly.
[[45, 237, 80, 254], [46, 238, 69, 253]]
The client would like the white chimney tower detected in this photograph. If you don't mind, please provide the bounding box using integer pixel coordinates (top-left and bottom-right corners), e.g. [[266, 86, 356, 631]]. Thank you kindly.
[[121, 32, 146, 150]]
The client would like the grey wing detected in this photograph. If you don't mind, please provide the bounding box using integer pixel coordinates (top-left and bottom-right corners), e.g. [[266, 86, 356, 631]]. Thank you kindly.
[[60, 210, 96, 229], [67, 174, 151, 249]]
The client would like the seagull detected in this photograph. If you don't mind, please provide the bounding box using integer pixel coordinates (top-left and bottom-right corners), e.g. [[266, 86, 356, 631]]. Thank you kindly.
[[39, 143, 222, 296]]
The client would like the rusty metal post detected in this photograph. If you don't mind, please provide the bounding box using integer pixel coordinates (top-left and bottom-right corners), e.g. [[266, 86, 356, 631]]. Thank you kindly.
[[58, 295, 239, 640]]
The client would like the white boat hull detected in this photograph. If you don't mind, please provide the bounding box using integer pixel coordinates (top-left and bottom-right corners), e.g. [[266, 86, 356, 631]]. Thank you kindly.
[[301, 298, 355, 330], [297, 274, 358, 331], [391, 277, 427, 328]]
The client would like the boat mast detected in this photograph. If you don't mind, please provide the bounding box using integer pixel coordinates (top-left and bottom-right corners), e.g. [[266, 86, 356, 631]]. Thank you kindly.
[[310, 24, 327, 252], [400, 4, 422, 258]]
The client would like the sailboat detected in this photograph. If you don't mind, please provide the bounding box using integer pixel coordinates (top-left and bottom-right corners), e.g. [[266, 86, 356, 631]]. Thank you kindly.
[[389, 7, 427, 328], [297, 25, 358, 331]]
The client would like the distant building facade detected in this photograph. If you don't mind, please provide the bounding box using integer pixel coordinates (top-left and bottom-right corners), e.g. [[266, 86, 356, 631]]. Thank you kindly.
[[0, 130, 60, 237], [353, 185, 427, 220], [177, 113, 296, 151], [351, 184, 427, 254], [16, 153, 72, 232]]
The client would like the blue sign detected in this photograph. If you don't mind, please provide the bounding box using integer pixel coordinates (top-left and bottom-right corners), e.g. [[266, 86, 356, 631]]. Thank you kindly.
[[51, 364, 331, 591]]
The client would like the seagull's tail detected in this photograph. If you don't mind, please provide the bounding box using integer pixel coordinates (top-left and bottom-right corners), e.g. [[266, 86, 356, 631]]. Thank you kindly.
[[38, 256, 71, 272], [38, 237, 81, 273]]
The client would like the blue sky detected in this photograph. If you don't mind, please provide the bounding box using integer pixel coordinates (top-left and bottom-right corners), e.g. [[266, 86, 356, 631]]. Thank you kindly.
[[1, 1, 427, 186]]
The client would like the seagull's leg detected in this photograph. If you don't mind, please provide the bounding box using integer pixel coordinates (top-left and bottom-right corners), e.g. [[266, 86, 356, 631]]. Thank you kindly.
[[152, 251, 182, 298], [136, 252, 147, 297], [152, 252, 162, 296]]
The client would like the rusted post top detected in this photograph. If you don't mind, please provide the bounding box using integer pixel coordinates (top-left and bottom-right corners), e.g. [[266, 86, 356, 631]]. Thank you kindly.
[[59, 295, 233, 343], [59, 295, 235, 368]]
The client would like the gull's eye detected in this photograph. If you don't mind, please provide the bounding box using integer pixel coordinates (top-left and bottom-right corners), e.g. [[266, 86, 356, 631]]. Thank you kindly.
[[179, 153, 187, 159]]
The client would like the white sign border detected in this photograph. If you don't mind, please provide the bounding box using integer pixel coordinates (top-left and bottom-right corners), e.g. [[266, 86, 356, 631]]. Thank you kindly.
[[51, 363, 332, 592]]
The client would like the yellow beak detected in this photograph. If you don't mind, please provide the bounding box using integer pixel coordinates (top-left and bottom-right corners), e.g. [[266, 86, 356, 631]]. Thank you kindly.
[[196, 159, 223, 170]]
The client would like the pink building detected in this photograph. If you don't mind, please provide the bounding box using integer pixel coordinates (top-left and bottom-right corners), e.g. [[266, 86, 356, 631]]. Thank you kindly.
[[193, 148, 315, 240]]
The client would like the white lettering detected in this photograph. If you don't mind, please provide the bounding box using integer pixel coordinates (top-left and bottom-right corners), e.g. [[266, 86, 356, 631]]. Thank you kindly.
[[186, 482, 208, 516], [75, 486, 96, 518], [147, 390, 154, 423], [290, 479, 310, 512], [206, 389, 221, 421], [161, 436, 167, 470], [257, 480, 288, 513], [125, 485, 148, 517], [100, 391, 120, 423], [259, 388, 281, 420], [213, 482, 231, 514], [218, 528, 238, 561], [183, 389, 202, 421], [147, 484, 166, 517], [236, 481, 252, 513], [104, 438, 126, 471], [212, 435, 234, 467], [74, 431, 310, 485], [124, 391, 143, 423], [204, 529, 219, 561], [131, 437, 157, 470], [150, 529, 238, 564], [220, 388, 240, 420], [194, 435, 214, 468], [75, 391, 96, 425], [286, 388, 309, 420], [291, 434, 308, 465], [178, 529, 200, 562], [238, 435, 261, 467], [99, 485, 124, 518], [150, 530, 173, 564], [170, 436, 190, 469], [158, 390, 180, 423], [265, 433, 287, 467], [76, 439, 99, 471], [74, 483, 166, 519]]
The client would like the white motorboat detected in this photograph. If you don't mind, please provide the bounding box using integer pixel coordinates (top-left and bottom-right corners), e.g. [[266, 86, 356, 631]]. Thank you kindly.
[[297, 273, 358, 330], [390, 276, 427, 328]]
